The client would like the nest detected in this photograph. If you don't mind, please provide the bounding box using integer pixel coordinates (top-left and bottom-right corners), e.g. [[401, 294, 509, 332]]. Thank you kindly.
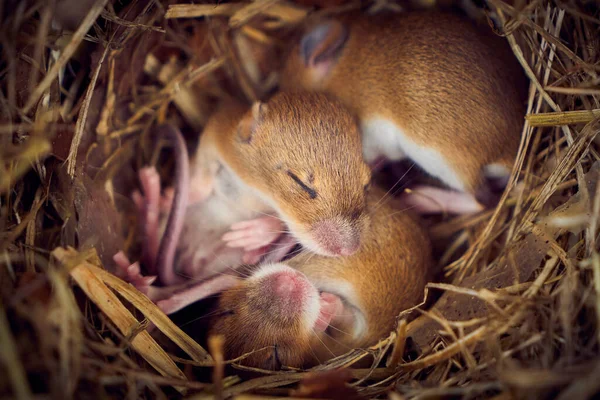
[[1, 0, 600, 398]]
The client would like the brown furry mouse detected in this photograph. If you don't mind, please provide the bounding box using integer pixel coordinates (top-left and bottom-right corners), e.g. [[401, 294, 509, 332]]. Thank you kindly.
[[208, 188, 432, 369], [280, 10, 527, 214]]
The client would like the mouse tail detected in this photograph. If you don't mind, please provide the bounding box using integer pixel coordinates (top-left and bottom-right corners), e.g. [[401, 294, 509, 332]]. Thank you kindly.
[[154, 124, 190, 286]]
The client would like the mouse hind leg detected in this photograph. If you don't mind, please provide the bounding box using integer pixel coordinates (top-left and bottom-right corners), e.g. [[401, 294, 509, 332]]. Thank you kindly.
[[399, 185, 484, 215], [134, 166, 167, 274], [155, 274, 240, 315], [111, 166, 174, 292], [388, 156, 485, 215], [398, 162, 513, 215], [113, 251, 157, 296]]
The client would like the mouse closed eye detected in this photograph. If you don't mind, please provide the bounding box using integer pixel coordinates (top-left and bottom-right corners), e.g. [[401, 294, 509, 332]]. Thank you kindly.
[[281, 11, 527, 215], [220, 92, 372, 258], [115, 92, 376, 316], [287, 170, 318, 199], [209, 187, 432, 369]]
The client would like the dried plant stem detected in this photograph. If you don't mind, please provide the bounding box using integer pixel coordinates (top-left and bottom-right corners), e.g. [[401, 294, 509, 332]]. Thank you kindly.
[[22, 0, 110, 114], [91, 265, 211, 362], [66, 38, 111, 177], [526, 109, 600, 126], [54, 248, 187, 384]]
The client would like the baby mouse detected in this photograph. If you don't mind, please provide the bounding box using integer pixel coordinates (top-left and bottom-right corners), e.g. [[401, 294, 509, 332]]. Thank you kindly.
[[189, 92, 372, 260], [208, 187, 432, 369], [115, 92, 373, 314], [280, 10, 527, 214]]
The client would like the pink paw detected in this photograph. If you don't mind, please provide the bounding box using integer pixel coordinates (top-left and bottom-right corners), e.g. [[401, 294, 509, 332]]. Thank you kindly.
[[399, 185, 484, 215], [113, 251, 157, 296], [222, 215, 286, 260], [314, 292, 343, 332], [242, 246, 271, 265], [241, 233, 299, 264], [261, 234, 299, 264], [135, 167, 164, 272]]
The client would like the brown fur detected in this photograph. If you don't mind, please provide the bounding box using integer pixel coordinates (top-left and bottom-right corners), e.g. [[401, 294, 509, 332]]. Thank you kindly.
[[193, 92, 373, 252], [210, 187, 432, 369], [281, 11, 527, 193]]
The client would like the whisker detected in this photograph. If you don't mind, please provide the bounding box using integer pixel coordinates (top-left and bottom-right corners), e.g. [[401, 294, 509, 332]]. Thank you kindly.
[[310, 326, 336, 358], [319, 325, 354, 350], [372, 163, 416, 214], [383, 204, 419, 219], [373, 161, 415, 209]]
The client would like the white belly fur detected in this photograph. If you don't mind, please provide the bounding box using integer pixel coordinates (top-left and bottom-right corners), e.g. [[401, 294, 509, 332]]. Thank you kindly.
[[361, 117, 466, 191], [166, 165, 268, 281]]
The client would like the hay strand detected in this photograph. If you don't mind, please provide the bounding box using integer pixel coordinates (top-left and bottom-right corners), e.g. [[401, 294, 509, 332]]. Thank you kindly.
[[526, 109, 600, 127], [22, 0, 110, 114], [54, 247, 188, 382]]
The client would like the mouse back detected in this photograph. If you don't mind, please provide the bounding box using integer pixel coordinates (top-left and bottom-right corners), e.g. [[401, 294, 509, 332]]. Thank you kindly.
[[281, 11, 527, 194]]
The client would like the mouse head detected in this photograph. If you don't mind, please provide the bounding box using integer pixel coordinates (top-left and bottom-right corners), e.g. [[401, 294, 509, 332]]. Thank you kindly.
[[209, 263, 346, 369], [230, 92, 371, 257], [280, 18, 349, 91]]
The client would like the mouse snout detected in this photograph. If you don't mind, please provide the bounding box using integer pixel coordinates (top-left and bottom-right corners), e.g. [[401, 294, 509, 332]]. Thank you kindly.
[[267, 271, 310, 309], [251, 264, 320, 322], [310, 218, 361, 256]]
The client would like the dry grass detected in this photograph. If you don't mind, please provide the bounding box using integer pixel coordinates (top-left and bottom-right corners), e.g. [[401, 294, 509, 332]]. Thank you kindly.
[[1, 0, 599, 398]]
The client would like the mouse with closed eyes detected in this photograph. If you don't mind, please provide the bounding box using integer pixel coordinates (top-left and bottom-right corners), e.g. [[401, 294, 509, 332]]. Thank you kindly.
[[188, 187, 432, 369], [114, 92, 373, 315], [280, 10, 527, 215]]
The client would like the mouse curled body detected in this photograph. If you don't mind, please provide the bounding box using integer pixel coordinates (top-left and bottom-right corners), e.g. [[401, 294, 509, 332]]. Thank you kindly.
[[281, 10, 528, 215], [114, 92, 373, 315], [208, 187, 432, 369]]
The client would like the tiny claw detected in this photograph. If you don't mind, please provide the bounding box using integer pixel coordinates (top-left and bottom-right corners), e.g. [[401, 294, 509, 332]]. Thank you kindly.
[[142, 276, 157, 286], [126, 262, 141, 277], [113, 251, 132, 272]]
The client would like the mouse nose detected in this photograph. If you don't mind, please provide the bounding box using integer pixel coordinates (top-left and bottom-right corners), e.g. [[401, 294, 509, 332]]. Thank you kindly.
[[273, 273, 303, 298], [258, 267, 316, 315], [311, 218, 361, 256]]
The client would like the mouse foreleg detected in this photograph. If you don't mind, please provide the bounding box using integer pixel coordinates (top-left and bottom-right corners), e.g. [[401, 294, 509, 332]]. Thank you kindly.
[[221, 215, 287, 262], [260, 234, 298, 263], [314, 292, 344, 332]]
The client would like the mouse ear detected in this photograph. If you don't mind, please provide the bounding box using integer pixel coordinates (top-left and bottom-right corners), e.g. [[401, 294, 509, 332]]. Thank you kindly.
[[300, 20, 348, 68], [237, 101, 266, 144]]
